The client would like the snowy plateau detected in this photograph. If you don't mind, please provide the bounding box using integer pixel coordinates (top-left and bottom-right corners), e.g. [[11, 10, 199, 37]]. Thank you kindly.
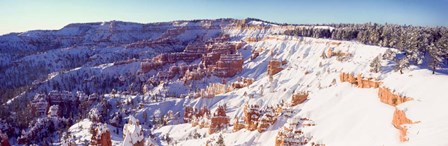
[[0, 18, 447, 146]]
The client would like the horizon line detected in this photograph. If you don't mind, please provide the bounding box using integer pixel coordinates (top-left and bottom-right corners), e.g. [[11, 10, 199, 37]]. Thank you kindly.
[[2, 17, 447, 36]]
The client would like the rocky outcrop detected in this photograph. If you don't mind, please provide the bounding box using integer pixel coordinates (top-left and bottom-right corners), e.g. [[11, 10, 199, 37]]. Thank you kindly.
[[291, 92, 308, 106], [378, 87, 412, 106], [184, 106, 194, 123], [213, 53, 244, 77], [392, 109, 414, 142], [257, 106, 277, 132], [275, 117, 321, 146], [140, 37, 244, 80], [245, 37, 260, 42], [30, 91, 79, 118], [90, 123, 112, 146], [241, 102, 282, 132], [231, 77, 254, 89], [232, 117, 245, 132], [184, 105, 229, 134], [268, 59, 285, 76], [339, 72, 358, 84], [339, 72, 381, 88], [194, 83, 228, 99], [243, 103, 261, 131], [339, 72, 415, 142], [377, 87, 415, 142], [209, 106, 230, 134], [31, 94, 49, 118], [185, 106, 213, 128]]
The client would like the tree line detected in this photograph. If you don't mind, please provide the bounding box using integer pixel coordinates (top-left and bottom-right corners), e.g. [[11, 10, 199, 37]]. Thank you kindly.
[[284, 23, 448, 74]]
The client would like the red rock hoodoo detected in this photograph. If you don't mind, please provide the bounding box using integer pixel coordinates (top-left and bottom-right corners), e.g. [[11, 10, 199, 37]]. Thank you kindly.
[[209, 105, 230, 134], [243, 103, 261, 131]]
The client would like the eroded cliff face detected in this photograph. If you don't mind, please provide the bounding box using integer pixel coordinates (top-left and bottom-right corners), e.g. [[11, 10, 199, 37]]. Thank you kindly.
[[393, 109, 414, 142], [339, 72, 381, 88], [378, 87, 412, 106]]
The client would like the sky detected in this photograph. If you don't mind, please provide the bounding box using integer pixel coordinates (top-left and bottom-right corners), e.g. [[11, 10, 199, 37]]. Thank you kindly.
[[0, 0, 447, 35]]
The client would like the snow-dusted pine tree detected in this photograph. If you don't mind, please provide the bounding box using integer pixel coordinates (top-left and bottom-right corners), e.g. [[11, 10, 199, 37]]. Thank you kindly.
[[427, 43, 443, 74], [370, 55, 382, 73], [395, 57, 410, 74]]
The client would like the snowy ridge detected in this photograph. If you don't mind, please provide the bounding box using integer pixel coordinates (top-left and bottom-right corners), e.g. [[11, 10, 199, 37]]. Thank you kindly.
[[150, 36, 448, 145]]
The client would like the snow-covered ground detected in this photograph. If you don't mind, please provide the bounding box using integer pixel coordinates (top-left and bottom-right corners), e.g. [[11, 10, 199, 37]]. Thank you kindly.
[[150, 36, 448, 146], [3, 19, 448, 146]]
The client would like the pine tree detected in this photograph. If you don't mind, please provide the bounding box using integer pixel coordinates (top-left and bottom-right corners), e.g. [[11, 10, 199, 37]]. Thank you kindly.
[[370, 55, 382, 73], [427, 43, 442, 74], [395, 57, 410, 74], [382, 49, 396, 60], [166, 133, 172, 144]]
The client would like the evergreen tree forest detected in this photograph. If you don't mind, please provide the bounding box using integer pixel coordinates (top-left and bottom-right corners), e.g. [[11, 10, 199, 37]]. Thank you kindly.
[[284, 23, 448, 74]]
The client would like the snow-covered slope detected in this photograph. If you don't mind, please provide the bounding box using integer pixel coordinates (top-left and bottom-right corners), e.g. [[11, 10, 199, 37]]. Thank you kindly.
[[150, 36, 448, 146], [2, 19, 447, 146]]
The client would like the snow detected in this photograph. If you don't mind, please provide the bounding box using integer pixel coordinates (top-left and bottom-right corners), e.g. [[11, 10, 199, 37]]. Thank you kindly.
[[301, 84, 398, 146], [382, 70, 448, 146], [3, 19, 448, 145], [151, 34, 448, 145], [123, 116, 144, 146], [68, 119, 93, 144]]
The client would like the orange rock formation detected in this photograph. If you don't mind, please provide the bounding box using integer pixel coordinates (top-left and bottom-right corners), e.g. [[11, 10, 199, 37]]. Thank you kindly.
[[209, 106, 230, 134], [231, 77, 254, 89], [378, 87, 412, 106], [232, 117, 245, 132], [243, 103, 261, 131], [257, 106, 277, 132], [392, 109, 414, 142], [339, 72, 381, 88], [291, 92, 308, 106], [213, 53, 244, 77], [268, 59, 284, 76]]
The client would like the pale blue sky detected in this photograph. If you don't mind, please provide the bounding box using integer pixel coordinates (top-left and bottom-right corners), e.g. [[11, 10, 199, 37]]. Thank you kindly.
[[0, 0, 447, 35]]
